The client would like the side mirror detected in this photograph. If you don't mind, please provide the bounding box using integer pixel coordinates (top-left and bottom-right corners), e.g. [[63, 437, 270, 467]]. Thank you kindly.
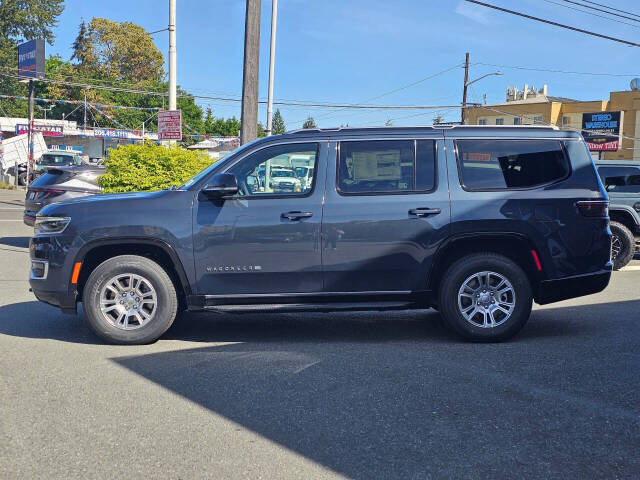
[[202, 173, 239, 198]]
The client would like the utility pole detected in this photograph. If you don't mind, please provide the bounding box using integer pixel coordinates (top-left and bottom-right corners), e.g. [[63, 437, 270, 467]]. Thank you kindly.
[[266, 0, 278, 136], [26, 79, 34, 186], [83, 88, 88, 130], [167, 0, 177, 144], [461, 52, 469, 125], [240, 0, 261, 144]]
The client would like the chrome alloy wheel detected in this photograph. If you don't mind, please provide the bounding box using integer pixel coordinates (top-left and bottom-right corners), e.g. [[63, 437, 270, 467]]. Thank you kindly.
[[611, 234, 622, 260], [457, 271, 516, 328], [99, 273, 157, 330]]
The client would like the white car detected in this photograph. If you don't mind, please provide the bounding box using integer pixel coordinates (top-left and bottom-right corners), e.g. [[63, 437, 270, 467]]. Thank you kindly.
[[269, 167, 302, 193]]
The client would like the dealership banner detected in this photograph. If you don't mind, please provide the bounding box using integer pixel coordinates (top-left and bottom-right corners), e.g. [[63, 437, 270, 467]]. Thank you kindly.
[[17, 39, 45, 81], [15, 123, 63, 137], [581, 111, 623, 151]]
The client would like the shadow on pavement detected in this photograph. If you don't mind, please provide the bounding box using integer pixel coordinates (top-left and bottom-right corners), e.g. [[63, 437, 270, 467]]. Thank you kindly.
[[1, 299, 639, 476], [106, 300, 636, 479], [0, 236, 30, 248]]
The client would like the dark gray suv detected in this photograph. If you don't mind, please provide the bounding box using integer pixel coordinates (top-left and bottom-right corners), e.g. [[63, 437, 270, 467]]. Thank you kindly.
[[595, 161, 640, 269], [29, 126, 612, 344]]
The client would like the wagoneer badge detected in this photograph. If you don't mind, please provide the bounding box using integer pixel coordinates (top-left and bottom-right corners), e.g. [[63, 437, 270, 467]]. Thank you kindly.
[[206, 265, 263, 272]]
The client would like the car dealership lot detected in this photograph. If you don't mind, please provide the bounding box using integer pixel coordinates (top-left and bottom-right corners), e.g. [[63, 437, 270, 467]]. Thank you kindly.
[[1, 189, 639, 479]]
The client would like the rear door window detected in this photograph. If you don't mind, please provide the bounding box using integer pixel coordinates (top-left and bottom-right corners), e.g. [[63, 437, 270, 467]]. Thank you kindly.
[[456, 139, 570, 190], [337, 140, 436, 194], [597, 166, 640, 193]]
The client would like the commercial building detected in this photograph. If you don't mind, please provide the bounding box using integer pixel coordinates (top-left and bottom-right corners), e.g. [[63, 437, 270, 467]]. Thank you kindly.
[[0, 116, 156, 161], [465, 83, 640, 161]]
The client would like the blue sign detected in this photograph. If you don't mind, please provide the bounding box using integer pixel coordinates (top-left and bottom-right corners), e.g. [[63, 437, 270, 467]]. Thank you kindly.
[[17, 39, 45, 81]]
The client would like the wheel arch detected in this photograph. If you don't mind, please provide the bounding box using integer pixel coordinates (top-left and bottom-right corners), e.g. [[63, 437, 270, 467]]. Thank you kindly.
[[428, 233, 543, 300], [73, 238, 191, 310], [608, 207, 638, 232]]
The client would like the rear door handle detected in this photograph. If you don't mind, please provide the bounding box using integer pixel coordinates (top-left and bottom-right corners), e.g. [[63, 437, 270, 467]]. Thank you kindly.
[[281, 211, 313, 220], [409, 207, 441, 218]]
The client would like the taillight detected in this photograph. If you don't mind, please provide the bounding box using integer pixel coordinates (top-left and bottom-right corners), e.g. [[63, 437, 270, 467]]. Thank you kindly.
[[40, 189, 65, 200], [576, 201, 608, 217]]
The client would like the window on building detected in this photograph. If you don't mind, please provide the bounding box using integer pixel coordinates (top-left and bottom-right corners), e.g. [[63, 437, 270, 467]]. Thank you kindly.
[[513, 117, 522, 125], [337, 140, 436, 194], [225, 143, 318, 197], [495, 118, 504, 125], [562, 116, 570, 126], [478, 118, 488, 125], [534, 116, 544, 125], [456, 140, 570, 190], [597, 166, 640, 193]]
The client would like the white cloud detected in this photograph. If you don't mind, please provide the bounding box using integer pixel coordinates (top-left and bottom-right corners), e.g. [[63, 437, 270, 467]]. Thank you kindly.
[[455, 1, 491, 25]]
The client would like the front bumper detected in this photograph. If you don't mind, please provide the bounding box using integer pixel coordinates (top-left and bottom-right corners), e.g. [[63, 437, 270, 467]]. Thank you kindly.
[[535, 264, 613, 305], [31, 288, 77, 314]]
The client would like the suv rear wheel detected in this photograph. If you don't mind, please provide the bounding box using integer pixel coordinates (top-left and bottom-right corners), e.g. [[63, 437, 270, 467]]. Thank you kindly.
[[438, 253, 533, 342], [83, 255, 178, 344], [610, 221, 635, 270]]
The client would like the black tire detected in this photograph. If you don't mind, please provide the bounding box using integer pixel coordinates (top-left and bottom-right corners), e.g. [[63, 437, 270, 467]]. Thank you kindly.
[[18, 172, 27, 186], [83, 255, 178, 344], [610, 221, 635, 270], [438, 253, 533, 342]]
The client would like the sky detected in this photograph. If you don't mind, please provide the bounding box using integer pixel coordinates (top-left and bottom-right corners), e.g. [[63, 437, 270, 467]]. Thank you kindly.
[[48, 0, 640, 130]]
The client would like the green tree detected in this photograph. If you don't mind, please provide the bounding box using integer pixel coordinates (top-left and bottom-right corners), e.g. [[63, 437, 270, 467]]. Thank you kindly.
[[302, 116, 317, 129], [271, 108, 286, 134], [74, 18, 165, 83], [385, 118, 393, 126], [257, 122, 267, 138], [432, 114, 445, 125], [0, 0, 65, 117]]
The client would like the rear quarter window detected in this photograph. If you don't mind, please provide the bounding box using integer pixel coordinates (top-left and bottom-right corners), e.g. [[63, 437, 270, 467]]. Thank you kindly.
[[456, 139, 570, 190], [597, 166, 640, 193]]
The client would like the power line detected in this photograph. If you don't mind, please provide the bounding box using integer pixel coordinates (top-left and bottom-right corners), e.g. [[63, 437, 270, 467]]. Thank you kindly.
[[559, 0, 640, 22], [578, 0, 640, 19], [291, 63, 464, 126], [464, 0, 640, 47], [473, 62, 640, 77], [0, 72, 464, 111], [542, 0, 640, 29]]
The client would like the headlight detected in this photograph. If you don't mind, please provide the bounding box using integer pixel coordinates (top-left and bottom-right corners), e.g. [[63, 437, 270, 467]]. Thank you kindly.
[[34, 216, 71, 235]]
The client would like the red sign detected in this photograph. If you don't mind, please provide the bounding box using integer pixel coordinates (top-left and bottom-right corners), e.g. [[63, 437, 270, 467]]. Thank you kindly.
[[16, 123, 63, 137], [158, 110, 182, 141], [586, 139, 620, 151]]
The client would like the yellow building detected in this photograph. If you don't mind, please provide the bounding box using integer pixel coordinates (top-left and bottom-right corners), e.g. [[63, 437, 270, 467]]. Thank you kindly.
[[465, 85, 640, 161]]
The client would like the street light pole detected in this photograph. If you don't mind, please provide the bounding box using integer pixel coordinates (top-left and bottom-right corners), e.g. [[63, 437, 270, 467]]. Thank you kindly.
[[266, 0, 278, 136], [168, 0, 177, 111]]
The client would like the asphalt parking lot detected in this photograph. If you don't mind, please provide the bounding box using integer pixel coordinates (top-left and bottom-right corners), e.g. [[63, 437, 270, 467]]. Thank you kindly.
[[1, 188, 639, 479]]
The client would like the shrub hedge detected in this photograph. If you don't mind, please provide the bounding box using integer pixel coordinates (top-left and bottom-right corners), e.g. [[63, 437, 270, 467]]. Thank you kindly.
[[99, 142, 214, 193]]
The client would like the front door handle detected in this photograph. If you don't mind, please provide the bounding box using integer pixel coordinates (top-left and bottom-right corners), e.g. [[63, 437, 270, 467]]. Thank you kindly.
[[281, 211, 313, 220], [409, 207, 441, 218]]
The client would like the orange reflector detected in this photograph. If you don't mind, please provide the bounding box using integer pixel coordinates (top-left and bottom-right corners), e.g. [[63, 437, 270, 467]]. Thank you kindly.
[[71, 262, 82, 284], [531, 250, 542, 271]]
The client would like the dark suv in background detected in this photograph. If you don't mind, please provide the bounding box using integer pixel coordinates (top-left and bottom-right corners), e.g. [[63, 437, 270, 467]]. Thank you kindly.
[[595, 161, 640, 269], [29, 126, 612, 344]]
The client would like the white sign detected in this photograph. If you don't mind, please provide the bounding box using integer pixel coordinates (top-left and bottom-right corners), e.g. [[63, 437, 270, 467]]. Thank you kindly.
[[158, 110, 182, 141]]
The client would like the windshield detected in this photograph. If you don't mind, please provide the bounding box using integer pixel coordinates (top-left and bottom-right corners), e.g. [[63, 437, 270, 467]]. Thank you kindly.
[[271, 169, 295, 178], [40, 154, 80, 165], [294, 167, 308, 177], [179, 141, 255, 189]]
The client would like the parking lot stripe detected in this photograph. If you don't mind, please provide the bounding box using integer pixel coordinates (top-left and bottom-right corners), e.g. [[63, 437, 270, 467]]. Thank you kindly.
[[620, 265, 640, 271]]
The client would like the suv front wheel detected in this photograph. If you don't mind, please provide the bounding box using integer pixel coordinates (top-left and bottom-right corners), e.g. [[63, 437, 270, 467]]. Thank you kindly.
[[83, 255, 178, 344], [438, 253, 533, 342]]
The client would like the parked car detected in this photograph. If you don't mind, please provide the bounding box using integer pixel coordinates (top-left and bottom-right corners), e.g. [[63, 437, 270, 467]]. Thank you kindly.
[[595, 161, 640, 269], [29, 126, 612, 345], [268, 166, 302, 193], [35, 151, 85, 174], [23, 166, 103, 226]]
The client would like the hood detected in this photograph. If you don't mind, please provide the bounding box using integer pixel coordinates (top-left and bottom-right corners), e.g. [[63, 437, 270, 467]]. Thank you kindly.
[[38, 189, 169, 216]]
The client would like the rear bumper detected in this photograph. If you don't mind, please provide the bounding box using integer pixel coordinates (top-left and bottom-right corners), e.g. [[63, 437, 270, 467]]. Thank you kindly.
[[23, 211, 36, 226], [535, 264, 613, 305]]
